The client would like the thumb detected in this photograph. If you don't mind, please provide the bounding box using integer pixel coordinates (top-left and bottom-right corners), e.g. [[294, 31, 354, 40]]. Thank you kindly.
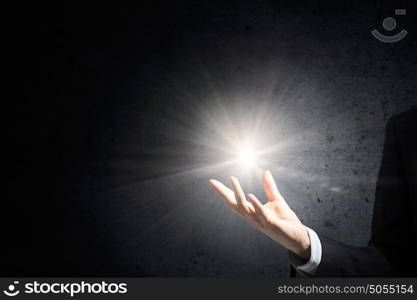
[[262, 170, 285, 202]]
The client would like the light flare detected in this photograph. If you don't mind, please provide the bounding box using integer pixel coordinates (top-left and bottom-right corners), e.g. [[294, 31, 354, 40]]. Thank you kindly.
[[237, 144, 259, 169]]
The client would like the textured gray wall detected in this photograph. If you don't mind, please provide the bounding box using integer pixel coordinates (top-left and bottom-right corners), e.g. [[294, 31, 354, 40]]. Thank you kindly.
[[57, 2, 417, 276]]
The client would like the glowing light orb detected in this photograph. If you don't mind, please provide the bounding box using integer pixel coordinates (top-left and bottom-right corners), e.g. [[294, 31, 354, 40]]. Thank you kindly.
[[237, 144, 258, 168]]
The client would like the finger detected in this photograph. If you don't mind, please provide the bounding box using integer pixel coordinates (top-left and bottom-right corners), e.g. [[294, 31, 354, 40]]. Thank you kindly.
[[263, 170, 284, 202], [208, 179, 237, 207], [247, 194, 266, 217], [230, 176, 252, 214]]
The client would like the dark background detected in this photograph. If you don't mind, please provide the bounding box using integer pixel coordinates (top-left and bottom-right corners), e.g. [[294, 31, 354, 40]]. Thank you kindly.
[[4, 1, 417, 276]]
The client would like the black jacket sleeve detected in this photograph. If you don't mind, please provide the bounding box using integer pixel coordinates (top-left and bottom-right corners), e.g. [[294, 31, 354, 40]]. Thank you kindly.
[[314, 113, 417, 277]]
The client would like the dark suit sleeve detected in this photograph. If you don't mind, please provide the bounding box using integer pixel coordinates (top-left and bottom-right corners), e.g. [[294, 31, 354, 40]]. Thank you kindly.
[[314, 115, 415, 277]]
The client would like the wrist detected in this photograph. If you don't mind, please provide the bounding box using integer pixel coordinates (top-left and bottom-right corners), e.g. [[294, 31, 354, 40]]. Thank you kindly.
[[293, 226, 311, 259]]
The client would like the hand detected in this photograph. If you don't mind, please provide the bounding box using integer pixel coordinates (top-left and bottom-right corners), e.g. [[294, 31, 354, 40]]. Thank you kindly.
[[208, 170, 311, 259]]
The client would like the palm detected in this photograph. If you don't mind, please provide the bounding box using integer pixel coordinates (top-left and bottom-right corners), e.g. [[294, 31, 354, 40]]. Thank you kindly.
[[209, 170, 310, 258]]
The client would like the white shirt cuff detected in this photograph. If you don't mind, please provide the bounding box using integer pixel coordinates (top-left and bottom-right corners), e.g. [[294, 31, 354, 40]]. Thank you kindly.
[[288, 226, 322, 275]]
